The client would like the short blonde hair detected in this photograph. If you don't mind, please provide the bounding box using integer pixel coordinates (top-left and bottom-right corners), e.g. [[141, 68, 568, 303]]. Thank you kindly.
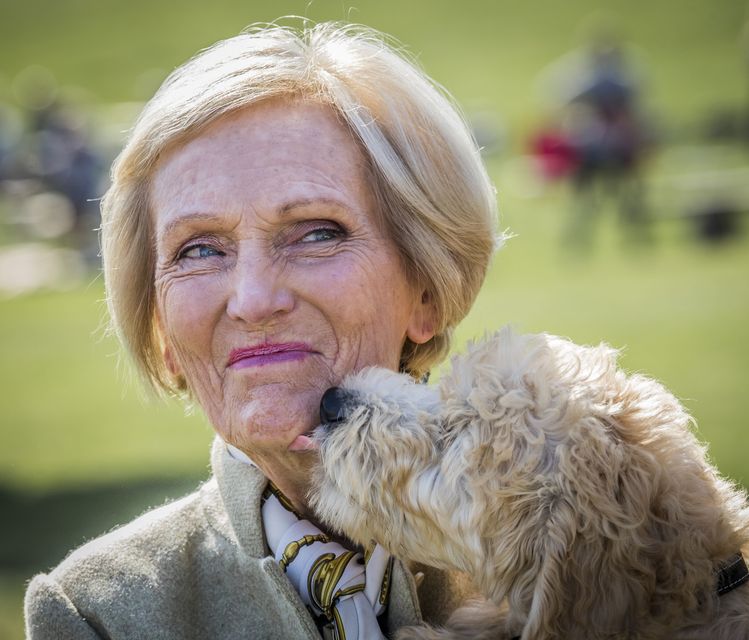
[[101, 21, 499, 391]]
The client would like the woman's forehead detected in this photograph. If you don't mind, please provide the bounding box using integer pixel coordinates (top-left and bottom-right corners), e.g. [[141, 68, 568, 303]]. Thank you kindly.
[[157, 101, 357, 172], [149, 100, 374, 232]]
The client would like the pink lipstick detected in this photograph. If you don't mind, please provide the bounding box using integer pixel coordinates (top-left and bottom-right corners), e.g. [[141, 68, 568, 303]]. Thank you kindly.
[[227, 342, 314, 369]]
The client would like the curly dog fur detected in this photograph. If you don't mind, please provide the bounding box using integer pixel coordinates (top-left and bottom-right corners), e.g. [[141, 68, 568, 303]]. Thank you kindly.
[[310, 328, 749, 639]]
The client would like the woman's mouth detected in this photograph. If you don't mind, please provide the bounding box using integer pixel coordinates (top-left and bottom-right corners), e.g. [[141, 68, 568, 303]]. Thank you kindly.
[[227, 342, 315, 369]]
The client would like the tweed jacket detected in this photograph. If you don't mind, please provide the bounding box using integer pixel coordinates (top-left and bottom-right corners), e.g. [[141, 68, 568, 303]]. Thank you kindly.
[[25, 437, 470, 639]]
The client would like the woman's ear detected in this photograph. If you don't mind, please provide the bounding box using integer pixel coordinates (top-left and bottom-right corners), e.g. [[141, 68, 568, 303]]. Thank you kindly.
[[155, 313, 183, 378], [163, 342, 182, 378], [406, 290, 437, 345]]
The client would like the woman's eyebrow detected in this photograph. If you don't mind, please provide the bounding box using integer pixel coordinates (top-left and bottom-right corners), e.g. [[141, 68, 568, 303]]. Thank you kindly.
[[158, 198, 354, 239], [158, 212, 227, 239], [278, 197, 353, 216]]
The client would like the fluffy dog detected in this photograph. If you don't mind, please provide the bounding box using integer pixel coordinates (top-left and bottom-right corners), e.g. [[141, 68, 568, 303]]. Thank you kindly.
[[310, 328, 749, 639]]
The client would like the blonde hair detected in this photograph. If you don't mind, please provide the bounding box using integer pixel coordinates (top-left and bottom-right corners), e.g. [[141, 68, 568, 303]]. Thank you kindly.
[[101, 21, 499, 392]]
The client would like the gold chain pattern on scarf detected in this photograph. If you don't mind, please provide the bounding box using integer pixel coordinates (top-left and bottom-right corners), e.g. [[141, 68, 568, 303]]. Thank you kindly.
[[308, 551, 365, 618], [279, 533, 332, 571]]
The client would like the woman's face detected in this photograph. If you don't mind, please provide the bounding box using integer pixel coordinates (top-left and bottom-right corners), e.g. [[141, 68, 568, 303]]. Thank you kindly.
[[151, 99, 434, 499]]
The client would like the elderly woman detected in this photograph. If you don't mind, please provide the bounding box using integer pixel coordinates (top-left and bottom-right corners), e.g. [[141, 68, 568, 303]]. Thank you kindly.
[[25, 22, 497, 639]]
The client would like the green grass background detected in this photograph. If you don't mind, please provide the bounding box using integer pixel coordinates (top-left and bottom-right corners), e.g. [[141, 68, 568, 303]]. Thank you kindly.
[[2, 0, 749, 637]]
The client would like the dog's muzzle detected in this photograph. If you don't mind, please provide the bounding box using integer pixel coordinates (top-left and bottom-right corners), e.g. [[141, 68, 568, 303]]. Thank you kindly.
[[319, 387, 354, 427]]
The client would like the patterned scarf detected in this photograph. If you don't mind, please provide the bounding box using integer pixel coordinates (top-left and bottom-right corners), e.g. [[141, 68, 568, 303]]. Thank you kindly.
[[228, 444, 392, 639]]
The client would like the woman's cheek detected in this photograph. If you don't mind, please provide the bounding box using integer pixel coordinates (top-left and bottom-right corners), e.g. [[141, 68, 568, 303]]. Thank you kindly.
[[162, 272, 215, 332], [159, 279, 224, 387]]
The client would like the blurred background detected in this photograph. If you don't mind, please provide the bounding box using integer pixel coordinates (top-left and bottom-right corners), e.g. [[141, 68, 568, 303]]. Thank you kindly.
[[2, 0, 748, 636]]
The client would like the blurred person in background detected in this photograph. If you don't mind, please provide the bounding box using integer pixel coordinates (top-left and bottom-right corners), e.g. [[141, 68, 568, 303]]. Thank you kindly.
[[0, 104, 21, 182], [24, 22, 497, 639], [3, 68, 105, 256], [535, 26, 655, 247], [28, 100, 103, 250]]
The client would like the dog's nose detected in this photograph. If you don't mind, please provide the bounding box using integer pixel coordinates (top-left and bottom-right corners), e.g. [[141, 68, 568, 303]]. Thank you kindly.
[[320, 387, 351, 426]]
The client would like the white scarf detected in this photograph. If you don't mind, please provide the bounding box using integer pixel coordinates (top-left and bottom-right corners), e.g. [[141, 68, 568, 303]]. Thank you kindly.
[[227, 444, 392, 640]]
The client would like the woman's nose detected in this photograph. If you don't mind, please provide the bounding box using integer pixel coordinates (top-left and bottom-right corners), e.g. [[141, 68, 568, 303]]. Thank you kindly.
[[226, 255, 295, 325]]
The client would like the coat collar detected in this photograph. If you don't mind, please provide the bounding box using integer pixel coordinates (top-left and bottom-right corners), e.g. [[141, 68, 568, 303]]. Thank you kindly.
[[209, 436, 423, 630], [210, 437, 269, 558]]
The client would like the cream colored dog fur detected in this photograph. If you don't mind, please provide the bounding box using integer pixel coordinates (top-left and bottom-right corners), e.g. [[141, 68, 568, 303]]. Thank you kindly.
[[311, 328, 749, 639]]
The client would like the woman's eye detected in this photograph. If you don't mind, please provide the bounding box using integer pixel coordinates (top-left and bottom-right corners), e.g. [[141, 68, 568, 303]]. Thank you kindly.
[[179, 244, 224, 259], [299, 227, 342, 243]]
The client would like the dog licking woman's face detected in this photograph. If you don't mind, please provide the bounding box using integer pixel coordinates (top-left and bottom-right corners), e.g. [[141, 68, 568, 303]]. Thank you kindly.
[[310, 366, 472, 570], [312, 329, 747, 640]]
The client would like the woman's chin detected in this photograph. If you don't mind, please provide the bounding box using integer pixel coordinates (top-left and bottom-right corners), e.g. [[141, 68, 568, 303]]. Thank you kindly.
[[232, 392, 319, 439]]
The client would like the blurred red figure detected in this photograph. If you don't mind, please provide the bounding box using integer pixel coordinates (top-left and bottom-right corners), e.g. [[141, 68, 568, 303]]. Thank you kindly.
[[530, 126, 579, 181]]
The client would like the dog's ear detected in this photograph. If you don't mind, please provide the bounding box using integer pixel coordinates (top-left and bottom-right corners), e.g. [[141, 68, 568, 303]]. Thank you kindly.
[[522, 497, 576, 640], [521, 413, 667, 638]]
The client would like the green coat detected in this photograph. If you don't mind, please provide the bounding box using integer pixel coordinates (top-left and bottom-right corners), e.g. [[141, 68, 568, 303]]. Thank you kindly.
[[25, 438, 469, 639]]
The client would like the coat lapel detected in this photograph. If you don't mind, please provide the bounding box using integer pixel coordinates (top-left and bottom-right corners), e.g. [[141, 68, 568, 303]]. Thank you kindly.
[[210, 437, 424, 636]]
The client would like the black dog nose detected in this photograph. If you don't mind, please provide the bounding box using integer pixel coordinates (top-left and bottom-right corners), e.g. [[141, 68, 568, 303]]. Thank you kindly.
[[320, 387, 351, 425]]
